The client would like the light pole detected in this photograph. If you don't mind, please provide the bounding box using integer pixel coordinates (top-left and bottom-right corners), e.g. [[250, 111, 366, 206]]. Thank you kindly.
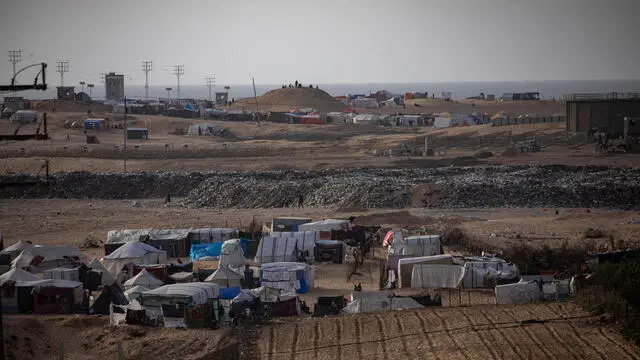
[[56, 60, 70, 87], [87, 84, 94, 98], [8, 50, 22, 96], [141, 61, 153, 99], [224, 86, 230, 105], [173, 65, 184, 99], [165, 87, 172, 98], [79, 81, 85, 93], [206, 76, 215, 102]]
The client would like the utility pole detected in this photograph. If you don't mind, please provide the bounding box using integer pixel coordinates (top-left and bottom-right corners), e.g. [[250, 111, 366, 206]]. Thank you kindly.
[[8, 49, 22, 96], [56, 60, 69, 87], [205, 76, 215, 102], [173, 65, 184, 99], [141, 60, 153, 99], [165, 87, 172, 99]]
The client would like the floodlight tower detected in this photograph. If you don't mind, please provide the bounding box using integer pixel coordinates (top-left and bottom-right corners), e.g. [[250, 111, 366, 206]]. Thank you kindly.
[[205, 76, 215, 101], [173, 65, 184, 99], [8, 50, 23, 96], [141, 60, 153, 99], [87, 83, 95, 97], [56, 60, 70, 86]]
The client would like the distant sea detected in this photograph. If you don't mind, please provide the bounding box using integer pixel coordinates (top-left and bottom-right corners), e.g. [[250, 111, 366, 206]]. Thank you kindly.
[[5, 80, 640, 102]]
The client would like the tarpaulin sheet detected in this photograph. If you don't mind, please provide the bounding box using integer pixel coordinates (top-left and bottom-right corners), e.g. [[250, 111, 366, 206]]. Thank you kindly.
[[190, 243, 222, 261], [219, 287, 242, 299]]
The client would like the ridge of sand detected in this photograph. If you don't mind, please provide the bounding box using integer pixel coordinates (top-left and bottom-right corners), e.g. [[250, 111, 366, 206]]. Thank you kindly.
[[229, 87, 347, 113]]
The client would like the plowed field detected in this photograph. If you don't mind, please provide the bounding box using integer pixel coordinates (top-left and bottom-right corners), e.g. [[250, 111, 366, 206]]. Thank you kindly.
[[257, 302, 639, 360]]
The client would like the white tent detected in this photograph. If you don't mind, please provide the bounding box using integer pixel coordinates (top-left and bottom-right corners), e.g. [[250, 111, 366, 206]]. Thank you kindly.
[[124, 269, 164, 290], [0, 267, 40, 285], [397, 254, 455, 288], [389, 235, 441, 257], [124, 285, 149, 301], [495, 280, 541, 304], [219, 239, 245, 267], [410, 264, 466, 289], [87, 258, 116, 286], [11, 245, 84, 272], [43, 267, 81, 282], [255, 232, 316, 264], [205, 266, 243, 288], [298, 219, 350, 232], [342, 291, 425, 314], [0, 240, 34, 258], [352, 114, 381, 124], [102, 241, 168, 277], [187, 123, 218, 135]]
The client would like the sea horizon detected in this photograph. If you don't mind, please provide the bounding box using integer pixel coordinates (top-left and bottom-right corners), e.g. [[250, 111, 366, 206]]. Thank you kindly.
[[4, 79, 640, 102]]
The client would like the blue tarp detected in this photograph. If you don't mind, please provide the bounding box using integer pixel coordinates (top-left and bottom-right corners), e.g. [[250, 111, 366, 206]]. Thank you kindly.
[[219, 287, 242, 299], [189, 239, 250, 261]]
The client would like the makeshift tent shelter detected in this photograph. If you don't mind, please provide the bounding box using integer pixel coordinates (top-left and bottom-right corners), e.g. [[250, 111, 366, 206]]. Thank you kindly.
[[0, 268, 41, 313], [124, 268, 164, 290], [260, 262, 314, 294], [187, 228, 237, 245], [91, 284, 129, 315], [397, 255, 456, 288], [9, 110, 37, 124], [43, 267, 81, 282], [495, 280, 541, 304], [147, 229, 191, 258], [219, 239, 246, 267], [87, 258, 116, 286], [187, 123, 218, 135], [11, 245, 84, 273], [389, 235, 441, 257], [138, 283, 220, 328], [15, 279, 83, 314], [314, 240, 346, 264], [205, 267, 244, 288], [352, 114, 381, 125], [270, 217, 311, 232], [255, 232, 316, 264], [298, 219, 350, 232], [124, 285, 149, 302], [460, 258, 519, 288], [169, 272, 195, 283], [105, 229, 151, 255], [410, 264, 466, 289], [433, 116, 452, 128], [102, 241, 168, 277], [0, 241, 34, 259], [342, 291, 425, 314]]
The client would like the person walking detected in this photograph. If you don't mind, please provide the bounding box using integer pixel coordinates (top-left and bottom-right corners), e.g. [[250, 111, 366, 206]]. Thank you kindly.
[[298, 194, 304, 208]]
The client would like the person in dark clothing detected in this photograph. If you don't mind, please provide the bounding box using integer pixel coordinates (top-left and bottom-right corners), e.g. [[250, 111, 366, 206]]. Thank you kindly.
[[165, 191, 171, 204], [298, 194, 304, 208]]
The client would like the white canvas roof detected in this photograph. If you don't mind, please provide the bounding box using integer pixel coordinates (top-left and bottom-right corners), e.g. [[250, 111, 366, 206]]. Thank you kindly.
[[298, 219, 350, 232], [104, 241, 165, 259], [205, 266, 243, 288], [87, 258, 116, 285], [0, 267, 40, 285], [11, 245, 84, 270], [142, 283, 220, 305], [390, 235, 441, 257], [124, 285, 149, 301], [106, 229, 151, 244], [124, 269, 164, 290], [397, 254, 456, 288], [255, 232, 316, 264], [148, 229, 190, 241], [0, 240, 34, 254], [15, 279, 83, 289]]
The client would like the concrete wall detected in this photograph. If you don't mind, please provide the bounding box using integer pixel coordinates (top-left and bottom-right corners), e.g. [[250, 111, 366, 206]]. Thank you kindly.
[[566, 100, 640, 135], [491, 115, 566, 127]]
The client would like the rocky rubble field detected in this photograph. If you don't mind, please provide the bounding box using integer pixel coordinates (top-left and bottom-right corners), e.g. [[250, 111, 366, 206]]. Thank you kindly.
[[1, 166, 639, 210]]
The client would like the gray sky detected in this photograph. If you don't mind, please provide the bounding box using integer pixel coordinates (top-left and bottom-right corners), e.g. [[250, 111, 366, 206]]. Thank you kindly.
[[1, 0, 638, 86]]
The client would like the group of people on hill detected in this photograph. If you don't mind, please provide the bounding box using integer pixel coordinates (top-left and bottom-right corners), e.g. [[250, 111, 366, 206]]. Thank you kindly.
[[282, 80, 319, 90]]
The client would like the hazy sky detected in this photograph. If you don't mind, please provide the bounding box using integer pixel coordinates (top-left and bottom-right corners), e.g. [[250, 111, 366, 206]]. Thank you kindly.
[[1, 0, 638, 86]]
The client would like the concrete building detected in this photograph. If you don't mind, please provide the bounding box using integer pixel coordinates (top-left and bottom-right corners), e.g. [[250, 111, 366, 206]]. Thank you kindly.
[[215, 92, 228, 105], [104, 72, 125, 101], [565, 93, 640, 136]]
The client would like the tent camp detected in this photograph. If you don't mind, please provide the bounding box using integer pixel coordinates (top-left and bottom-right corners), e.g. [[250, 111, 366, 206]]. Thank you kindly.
[[15, 279, 83, 314], [138, 283, 220, 328], [11, 245, 84, 273], [314, 240, 346, 264], [102, 241, 168, 277], [43, 267, 82, 282], [298, 219, 350, 232], [124, 268, 164, 290], [255, 232, 316, 264], [260, 262, 314, 294], [495, 280, 541, 304], [205, 266, 244, 288], [187, 123, 218, 136], [0, 268, 41, 313], [87, 258, 116, 287], [0, 241, 34, 259], [352, 114, 381, 125]]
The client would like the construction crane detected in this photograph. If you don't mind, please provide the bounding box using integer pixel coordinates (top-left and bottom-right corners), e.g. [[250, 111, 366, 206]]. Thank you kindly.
[[0, 62, 47, 92]]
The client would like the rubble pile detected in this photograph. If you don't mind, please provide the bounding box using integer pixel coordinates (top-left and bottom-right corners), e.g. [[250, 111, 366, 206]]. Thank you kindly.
[[1, 166, 639, 210]]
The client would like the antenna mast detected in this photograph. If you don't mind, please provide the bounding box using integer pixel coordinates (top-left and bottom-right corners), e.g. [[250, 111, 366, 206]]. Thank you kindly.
[[173, 65, 184, 99], [205, 76, 215, 101], [141, 61, 153, 99], [8, 50, 22, 96]]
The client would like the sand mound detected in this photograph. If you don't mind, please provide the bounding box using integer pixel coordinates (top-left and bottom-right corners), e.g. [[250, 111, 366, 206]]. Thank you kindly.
[[231, 87, 347, 113]]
